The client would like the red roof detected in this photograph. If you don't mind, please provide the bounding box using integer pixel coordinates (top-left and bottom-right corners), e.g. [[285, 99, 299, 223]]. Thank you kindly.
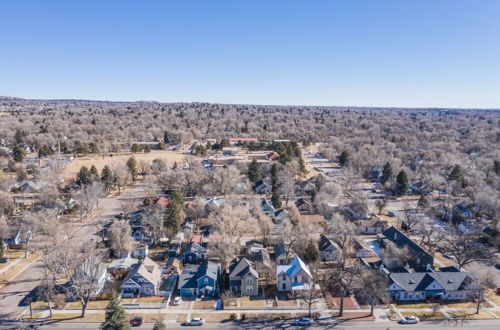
[[191, 234, 202, 244], [154, 196, 171, 206], [229, 137, 259, 142]]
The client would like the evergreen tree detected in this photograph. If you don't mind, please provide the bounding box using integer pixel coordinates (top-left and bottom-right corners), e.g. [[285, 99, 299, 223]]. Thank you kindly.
[[127, 156, 138, 181], [90, 165, 99, 180], [247, 159, 260, 183], [130, 143, 141, 153], [271, 163, 279, 190], [164, 192, 184, 237], [494, 160, 500, 175], [380, 161, 393, 184], [14, 129, 25, 144], [448, 165, 463, 181], [144, 145, 151, 153], [163, 131, 169, 144], [76, 166, 92, 186], [301, 239, 319, 263], [101, 165, 114, 191], [298, 156, 308, 175], [0, 238, 4, 259], [89, 142, 99, 154], [339, 150, 349, 167], [271, 190, 282, 209], [395, 170, 408, 195], [12, 145, 26, 162], [100, 291, 130, 330]]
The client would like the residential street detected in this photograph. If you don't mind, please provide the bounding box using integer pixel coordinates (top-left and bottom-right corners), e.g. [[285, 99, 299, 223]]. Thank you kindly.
[[0, 182, 148, 320], [1, 318, 499, 330]]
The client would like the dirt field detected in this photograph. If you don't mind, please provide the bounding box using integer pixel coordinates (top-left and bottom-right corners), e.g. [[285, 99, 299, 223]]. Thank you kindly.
[[62, 150, 191, 180]]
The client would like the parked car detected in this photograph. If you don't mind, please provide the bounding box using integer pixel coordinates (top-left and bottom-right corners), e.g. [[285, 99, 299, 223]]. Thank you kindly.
[[129, 317, 144, 327], [400, 316, 419, 324], [173, 296, 182, 305], [388, 211, 396, 217], [183, 317, 205, 326], [443, 252, 456, 260], [0, 258, 9, 263], [293, 318, 314, 326]]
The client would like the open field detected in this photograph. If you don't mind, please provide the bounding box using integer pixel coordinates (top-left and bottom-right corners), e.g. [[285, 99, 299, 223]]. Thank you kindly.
[[62, 150, 191, 179]]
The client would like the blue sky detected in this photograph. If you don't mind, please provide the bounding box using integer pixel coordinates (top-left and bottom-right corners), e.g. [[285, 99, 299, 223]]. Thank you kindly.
[[1, 0, 499, 108]]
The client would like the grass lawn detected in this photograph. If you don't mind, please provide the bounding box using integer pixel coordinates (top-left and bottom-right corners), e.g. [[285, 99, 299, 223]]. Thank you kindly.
[[30, 301, 51, 310], [241, 297, 266, 308], [486, 289, 500, 305], [65, 300, 110, 310], [447, 311, 496, 320], [401, 311, 446, 320], [276, 299, 298, 308], [396, 302, 430, 309], [62, 150, 189, 179], [193, 299, 216, 310], [135, 297, 164, 303], [335, 312, 375, 321], [445, 301, 477, 308], [191, 313, 233, 323]]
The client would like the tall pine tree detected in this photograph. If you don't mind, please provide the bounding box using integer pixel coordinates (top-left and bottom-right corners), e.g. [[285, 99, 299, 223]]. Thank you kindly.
[[396, 170, 408, 195], [100, 291, 130, 330], [247, 159, 260, 183], [380, 162, 393, 184]]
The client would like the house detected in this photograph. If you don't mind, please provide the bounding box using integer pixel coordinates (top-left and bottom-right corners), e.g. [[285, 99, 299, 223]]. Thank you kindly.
[[229, 258, 259, 296], [120, 257, 163, 297], [154, 196, 171, 207], [266, 152, 280, 160], [273, 245, 295, 265], [318, 234, 341, 261], [352, 239, 374, 258], [165, 257, 182, 274], [18, 180, 41, 193], [183, 219, 195, 235], [183, 243, 207, 264], [178, 261, 221, 296], [245, 240, 264, 255], [132, 245, 149, 259], [379, 226, 434, 271], [274, 209, 289, 224], [229, 137, 259, 145], [387, 270, 473, 302], [277, 257, 313, 293], [254, 180, 272, 194], [107, 255, 139, 277], [299, 181, 316, 194], [47, 198, 78, 213], [204, 198, 226, 213], [222, 147, 239, 156], [295, 198, 313, 214], [4, 229, 32, 248], [250, 248, 272, 280], [356, 217, 388, 234], [261, 199, 276, 217], [71, 258, 110, 297]]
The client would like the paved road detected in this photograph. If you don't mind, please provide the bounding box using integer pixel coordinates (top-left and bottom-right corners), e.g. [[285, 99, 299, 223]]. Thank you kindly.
[[1, 318, 499, 330], [0, 183, 148, 320]]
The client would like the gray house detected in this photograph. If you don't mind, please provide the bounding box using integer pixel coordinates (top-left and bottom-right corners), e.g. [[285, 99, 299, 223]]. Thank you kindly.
[[229, 258, 259, 296], [318, 234, 342, 261], [120, 257, 163, 297]]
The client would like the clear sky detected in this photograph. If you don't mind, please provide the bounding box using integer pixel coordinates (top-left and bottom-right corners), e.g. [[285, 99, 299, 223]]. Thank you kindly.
[[1, 0, 499, 108]]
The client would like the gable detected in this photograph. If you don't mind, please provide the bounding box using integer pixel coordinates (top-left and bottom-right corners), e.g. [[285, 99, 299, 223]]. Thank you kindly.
[[424, 280, 444, 291]]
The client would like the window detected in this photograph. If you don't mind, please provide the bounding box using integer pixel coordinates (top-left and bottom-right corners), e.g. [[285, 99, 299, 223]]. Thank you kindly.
[[282, 283, 286, 290], [246, 277, 253, 283], [246, 286, 253, 294], [282, 273, 286, 280], [204, 278, 208, 285]]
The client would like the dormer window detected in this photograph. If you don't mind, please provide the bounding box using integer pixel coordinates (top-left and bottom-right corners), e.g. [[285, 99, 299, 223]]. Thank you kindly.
[[408, 280, 415, 284]]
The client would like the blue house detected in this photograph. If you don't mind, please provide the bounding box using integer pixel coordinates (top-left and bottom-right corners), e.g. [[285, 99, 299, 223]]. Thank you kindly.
[[261, 199, 275, 217], [178, 261, 221, 296], [183, 243, 207, 264]]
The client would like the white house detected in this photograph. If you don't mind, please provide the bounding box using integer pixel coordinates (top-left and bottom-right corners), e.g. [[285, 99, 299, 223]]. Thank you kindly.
[[276, 257, 312, 293]]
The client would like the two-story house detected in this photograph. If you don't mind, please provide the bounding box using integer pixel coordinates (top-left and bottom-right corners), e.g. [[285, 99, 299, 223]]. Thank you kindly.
[[276, 257, 312, 293], [318, 234, 342, 261], [178, 261, 221, 296], [228, 258, 259, 296], [120, 257, 163, 297]]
